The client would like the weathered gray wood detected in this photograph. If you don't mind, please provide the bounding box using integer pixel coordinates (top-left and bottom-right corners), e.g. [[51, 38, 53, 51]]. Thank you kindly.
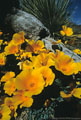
[[42, 36, 81, 62]]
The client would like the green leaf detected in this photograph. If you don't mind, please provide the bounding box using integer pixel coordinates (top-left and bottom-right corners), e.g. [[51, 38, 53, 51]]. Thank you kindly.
[[55, 78, 62, 87], [65, 86, 71, 89], [77, 78, 81, 81], [20, 0, 73, 36], [56, 96, 64, 102]]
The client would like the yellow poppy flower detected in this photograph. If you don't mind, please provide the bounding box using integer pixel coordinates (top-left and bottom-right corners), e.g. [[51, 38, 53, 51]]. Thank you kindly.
[[0, 53, 6, 66], [75, 62, 81, 73], [56, 40, 62, 44], [64, 40, 68, 44], [17, 60, 33, 70], [4, 78, 16, 96], [1, 72, 15, 82], [4, 97, 17, 111], [65, 27, 73, 36], [18, 52, 54, 70], [60, 25, 73, 36], [3, 41, 8, 45], [76, 81, 80, 85], [60, 88, 81, 99], [26, 40, 44, 53], [60, 30, 65, 36], [44, 99, 50, 107], [39, 66, 55, 87], [12, 90, 33, 108], [60, 91, 72, 98], [73, 88, 81, 99], [0, 104, 11, 120], [30, 52, 55, 68], [12, 31, 25, 45], [51, 50, 79, 75], [0, 40, 3, 45], [37, 49, 50, 54], [16, 51, 32, 60], [20, 97, 33, 108], [52, 40, 62, 45], [20, 52, 32, 59], [15, 69, 45, 96], [73, 49, 81, 55], [4, 42, 19, 55], [4, 97, 17, 117], [0, 32, 3, 35]]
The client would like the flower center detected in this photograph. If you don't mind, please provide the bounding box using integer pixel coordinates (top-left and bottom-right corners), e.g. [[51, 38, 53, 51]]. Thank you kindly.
[[30, 83, 35, 87]]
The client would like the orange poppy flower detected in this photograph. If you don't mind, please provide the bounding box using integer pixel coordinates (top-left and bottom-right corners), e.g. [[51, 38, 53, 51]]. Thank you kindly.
[[18, 52, 54, 70], [0, 104, 11, 120], [1, 72, 15, 82], [12, 31, 25, 45], [73, 88, 81, 99], [4, 78, 16, 96], [0, 53, 6, 66], [44, 99, 50, 107], [60, 25, 73, 36], [4, 42, 19, 55], [39, 66, 55, 87], [17, 60, 33, 70], [60, 91, 72, 98], [0, 32, 3, 36], [12, 90, 33, 108], [30, 52, 54, 68], [20, 52, 32, 59], [60, 88, 81, 99], [0, 40, 3, 45], [76, 62, 81, 72], [51, 50, 79, 75], [26, 40, 44, 53], [73, 49, 81, 55], [4, 97, 17, 118], [4, 97, 17, 111], [15, 69, 45, 96]]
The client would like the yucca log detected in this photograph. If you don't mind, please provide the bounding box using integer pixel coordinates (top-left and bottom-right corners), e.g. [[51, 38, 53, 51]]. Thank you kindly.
[[42, 36, 81, 62]]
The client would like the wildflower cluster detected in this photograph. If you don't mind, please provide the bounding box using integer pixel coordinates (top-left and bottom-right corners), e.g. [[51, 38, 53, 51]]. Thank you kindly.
[[59, 25, 74, 45], [0, 31, 81, 120], [73, 49, 81, 55], [60, 25, 73, 37]]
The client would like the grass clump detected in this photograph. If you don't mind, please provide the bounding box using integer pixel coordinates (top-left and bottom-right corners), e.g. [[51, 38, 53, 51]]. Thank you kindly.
[[21, 0, 72, 36]]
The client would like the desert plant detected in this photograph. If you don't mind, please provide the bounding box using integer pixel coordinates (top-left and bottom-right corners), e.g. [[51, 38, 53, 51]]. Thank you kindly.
[[20, 0, 72, 36]]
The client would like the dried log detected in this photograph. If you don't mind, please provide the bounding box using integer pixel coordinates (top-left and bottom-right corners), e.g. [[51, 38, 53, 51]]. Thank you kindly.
[[42, 36, 81, 62]]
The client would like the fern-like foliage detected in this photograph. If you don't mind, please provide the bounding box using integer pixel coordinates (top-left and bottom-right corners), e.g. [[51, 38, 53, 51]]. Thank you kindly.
[[21, 0, 72, 36]]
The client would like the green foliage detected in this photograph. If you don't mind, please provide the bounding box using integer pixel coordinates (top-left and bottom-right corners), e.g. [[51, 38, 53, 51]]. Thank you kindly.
[[17, 101, 56, 120], [21, 0, 72, 36]]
